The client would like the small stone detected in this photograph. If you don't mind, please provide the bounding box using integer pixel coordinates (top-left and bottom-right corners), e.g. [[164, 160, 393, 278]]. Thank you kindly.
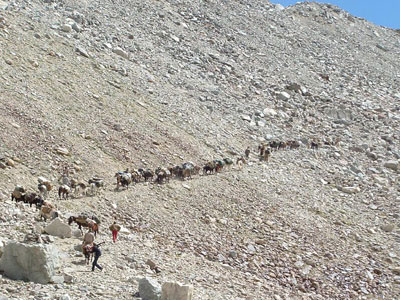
[[263, 108, 277, 117], [381, 224, 395, 232], [384, 160, 398, 171], [170, 34, 180, 42], [146, 259, 156, 270], [72, 23, 81, 32], [247, 244, 256, 253], [241, 115, 252, 122], [63, 274, 74, 283], [75, 46, 90, 58], [56, 147, 69, 156], [113, 47, 129, 59], [61, 24, 72, 33], [60, 294, 71, 300], [5, 158, 15, 167], [277, 91, 290, 101], [339, 186, 360, 194]]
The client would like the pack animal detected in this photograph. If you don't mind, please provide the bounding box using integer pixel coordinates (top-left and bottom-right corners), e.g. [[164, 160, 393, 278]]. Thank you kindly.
[[115, 172, 132, 189], [58, 185, 71, 199], [39, 204, 59, 221], [68, 216, 100, 236]]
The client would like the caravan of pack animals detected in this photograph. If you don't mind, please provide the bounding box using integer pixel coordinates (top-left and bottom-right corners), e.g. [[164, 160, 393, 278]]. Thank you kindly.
[[10, 139, 321, 226]]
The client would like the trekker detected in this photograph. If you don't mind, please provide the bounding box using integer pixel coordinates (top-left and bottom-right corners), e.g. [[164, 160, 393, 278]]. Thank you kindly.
[[91, 243, 103, 272], [109, 221, 121, 243], [245, 147, 250, 159]]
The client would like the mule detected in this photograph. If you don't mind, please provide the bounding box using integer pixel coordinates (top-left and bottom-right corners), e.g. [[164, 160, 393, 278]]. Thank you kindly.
[[68, 216, 100, 236]]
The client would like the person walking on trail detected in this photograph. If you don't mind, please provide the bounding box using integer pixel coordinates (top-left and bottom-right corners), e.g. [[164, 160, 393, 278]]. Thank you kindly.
[[245, 147, 250, 159], [91, 242, 103, 272], [109, 221, 121, 243]]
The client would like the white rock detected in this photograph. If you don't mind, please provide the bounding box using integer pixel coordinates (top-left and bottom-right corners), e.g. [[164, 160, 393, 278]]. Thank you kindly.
[[263, 108, 277, 117], [60, 294, 71, 300], [44, 218, 72, 238], [119, 226, 131, 235], [241, 115, 252, 121], [56, 147, 70, 156], [61, 24, 72, 32], [161, 282, 193, 300], [76, 46, 90, 58], [0, 242, 62, 284], [113, 47, 129, 59], [339, 186, 360, 194], [0, 1, 9, 10], [277, 91, 290, 101]]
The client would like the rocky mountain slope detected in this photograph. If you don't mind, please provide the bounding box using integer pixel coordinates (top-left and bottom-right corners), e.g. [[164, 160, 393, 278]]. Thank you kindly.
[[0, 0, 399, 299]]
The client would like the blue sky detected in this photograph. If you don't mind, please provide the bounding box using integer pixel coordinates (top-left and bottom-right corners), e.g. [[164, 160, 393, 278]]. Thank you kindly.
[[270, 0, 400, 29]]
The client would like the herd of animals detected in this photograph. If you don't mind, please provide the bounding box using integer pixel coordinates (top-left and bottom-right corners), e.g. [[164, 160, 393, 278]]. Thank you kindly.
[[9, 140, 322, 232]]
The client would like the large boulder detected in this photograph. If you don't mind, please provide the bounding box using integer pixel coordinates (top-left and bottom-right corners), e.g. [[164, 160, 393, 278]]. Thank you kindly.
[[139, 277, 161, 300], [161, 282, 193, 300], [0, 242, 62, 284], [44, 218, 72, 238]]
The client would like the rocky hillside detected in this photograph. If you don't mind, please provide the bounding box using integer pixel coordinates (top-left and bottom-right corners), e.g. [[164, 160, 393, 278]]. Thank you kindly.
[[0, 0, 399, 299]]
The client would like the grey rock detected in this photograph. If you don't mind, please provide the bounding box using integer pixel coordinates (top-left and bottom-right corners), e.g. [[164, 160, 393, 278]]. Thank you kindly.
[[63, 273, 74, 283], [325, 108, 353, 121], [0, 242, 61, 284], [376, 44, 389, 52], [392, 267, 400, 275], [75, 46, 90, 58], [44, 218, 72, 238], [139, 277, 161, 300], [72, 23, 81, 32], [277, 91, 290, 101], [384, 160, 398, 171], [366, 151, 377, 160], [381, 224, 395, 232], [113, 47, 129, 59]]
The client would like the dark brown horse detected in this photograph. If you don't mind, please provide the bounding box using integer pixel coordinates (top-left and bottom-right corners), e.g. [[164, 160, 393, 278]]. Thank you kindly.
[[68, 216, 99, 236]]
